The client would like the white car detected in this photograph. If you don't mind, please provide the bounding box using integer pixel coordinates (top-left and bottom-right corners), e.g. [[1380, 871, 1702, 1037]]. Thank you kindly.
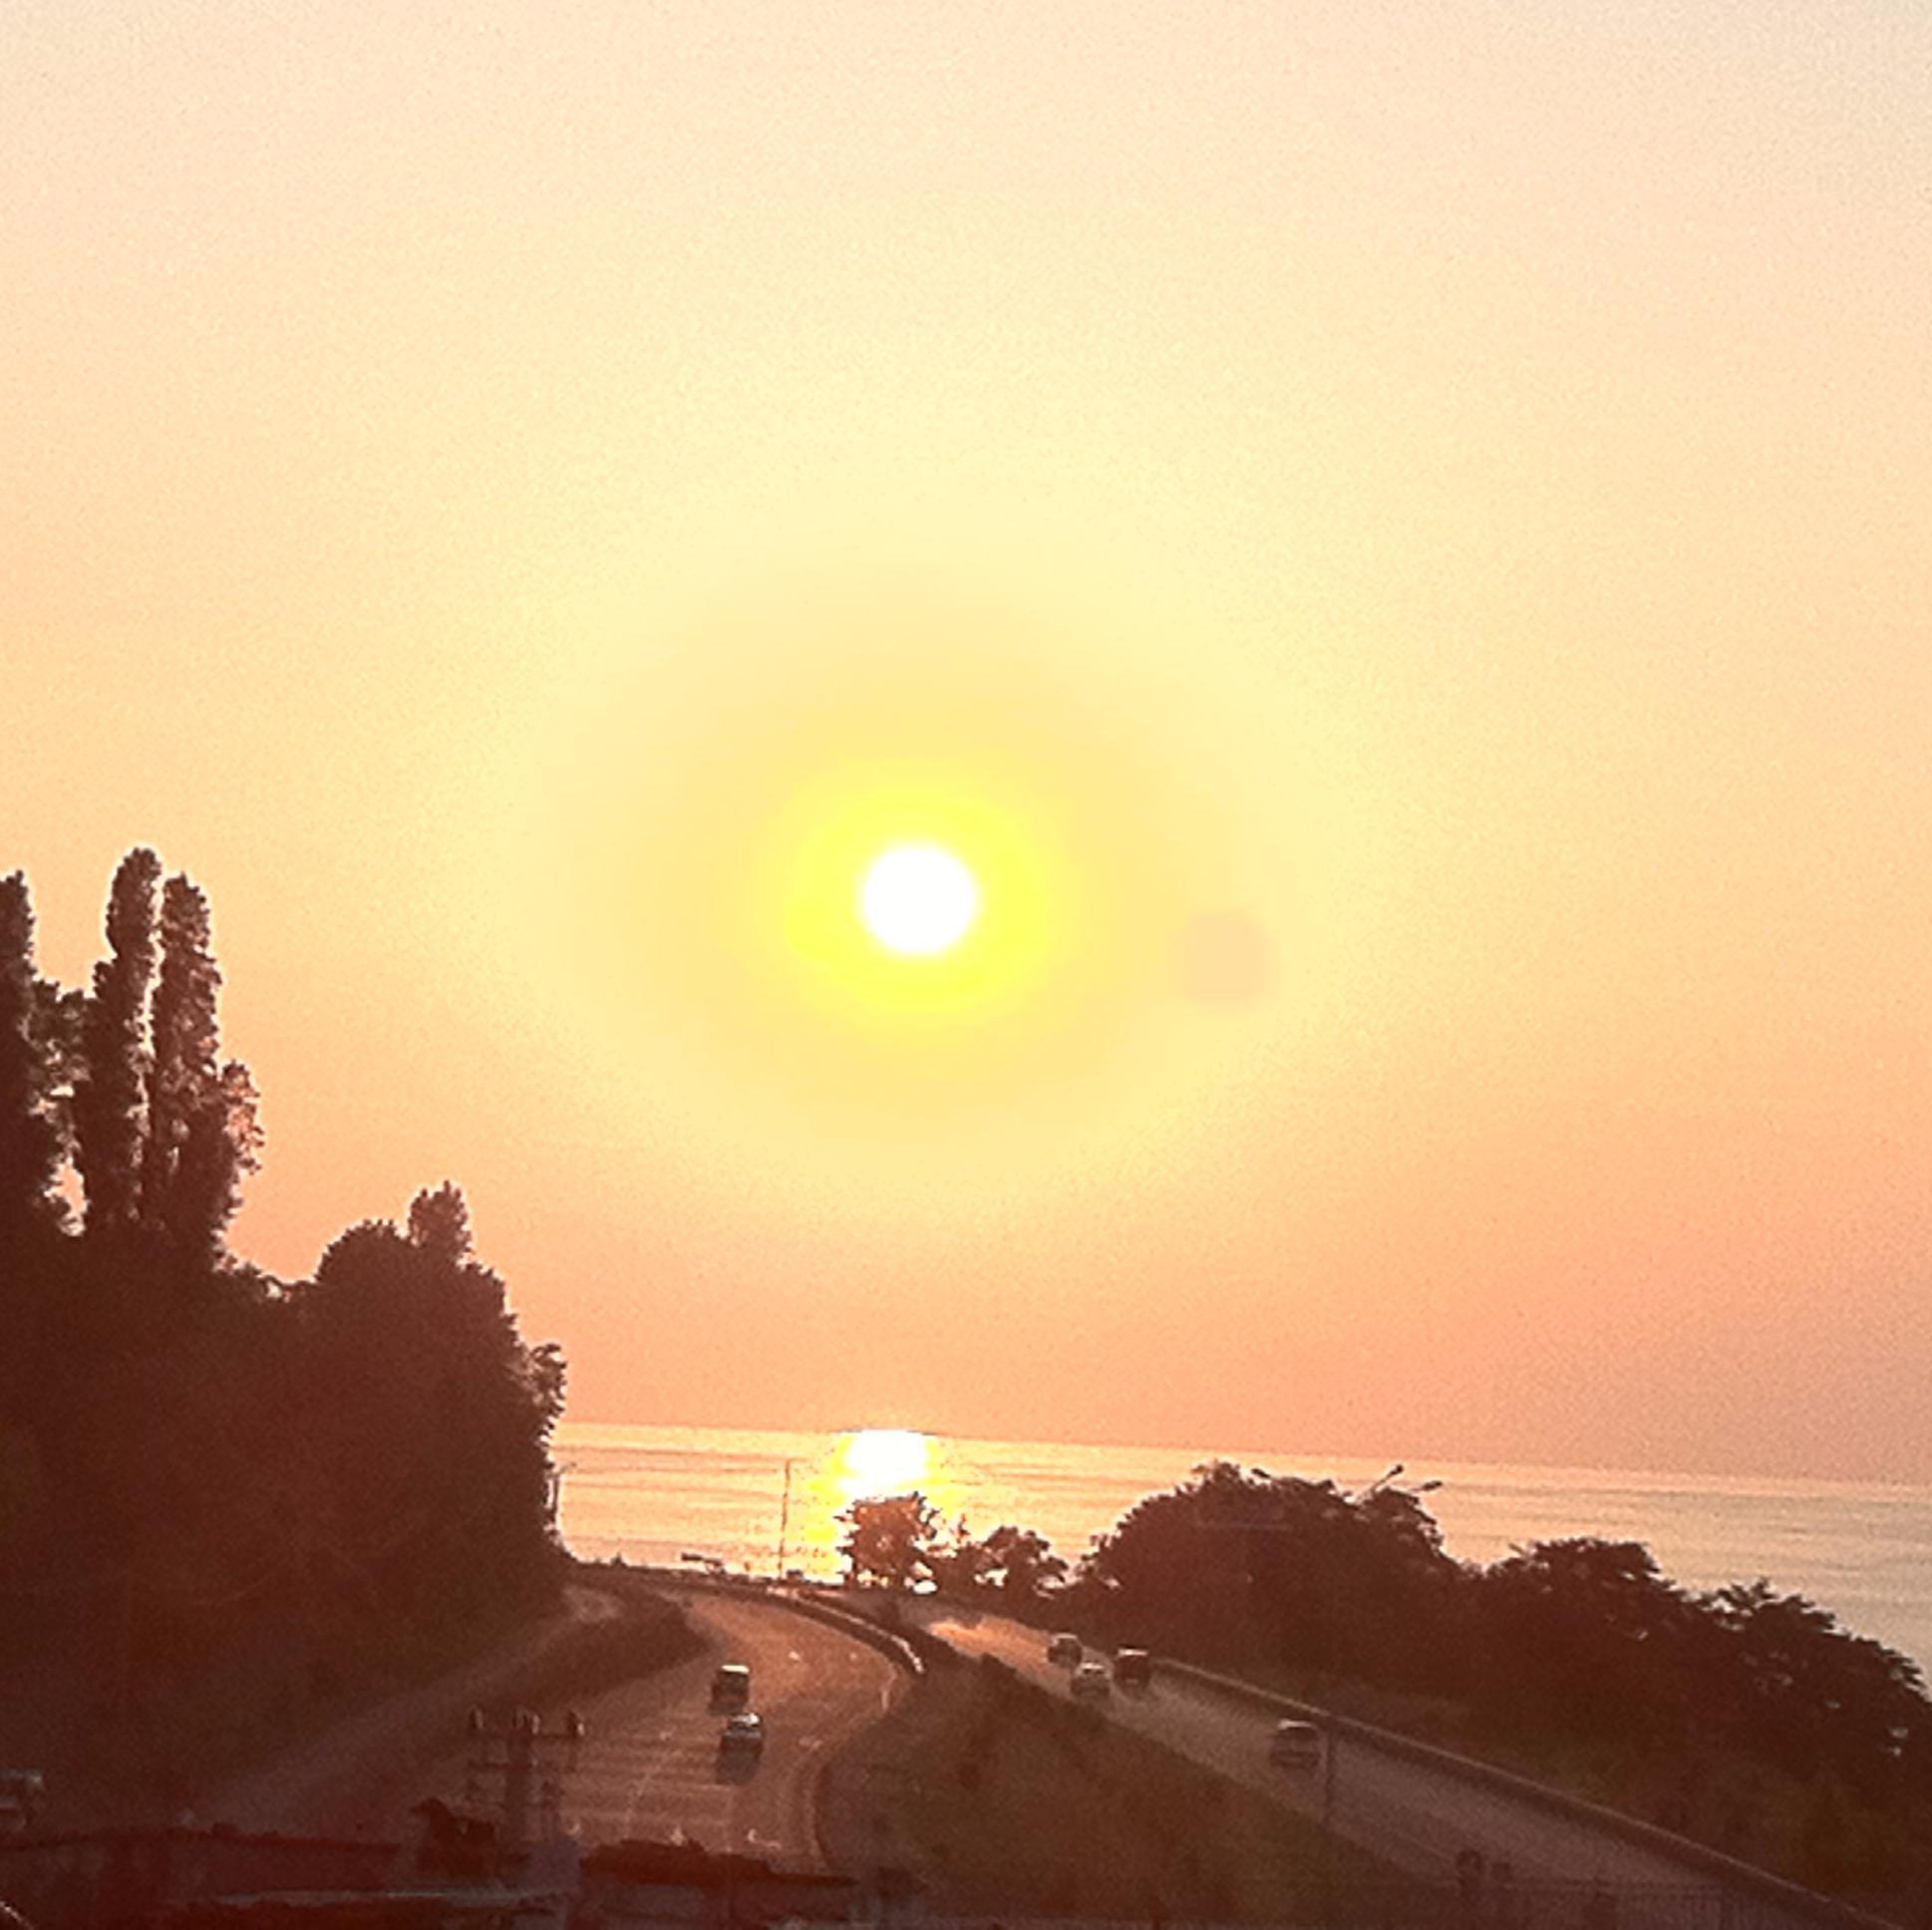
[[1269, 1719, 1324, 1769], [1071, 1661, 1112, 1700]]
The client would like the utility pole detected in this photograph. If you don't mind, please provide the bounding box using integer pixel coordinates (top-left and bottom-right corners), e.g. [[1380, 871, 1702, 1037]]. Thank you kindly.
[[776, 1458, 794, 1578], [464, 1708, 584, 1863]]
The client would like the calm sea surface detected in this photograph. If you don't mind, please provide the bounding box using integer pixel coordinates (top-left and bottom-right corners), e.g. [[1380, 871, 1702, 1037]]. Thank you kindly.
[[554, 1423, 1932, 1677]]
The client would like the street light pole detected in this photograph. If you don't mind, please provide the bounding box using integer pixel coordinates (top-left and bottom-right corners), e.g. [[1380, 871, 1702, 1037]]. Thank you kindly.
[[776, 1457, 794, 1578]]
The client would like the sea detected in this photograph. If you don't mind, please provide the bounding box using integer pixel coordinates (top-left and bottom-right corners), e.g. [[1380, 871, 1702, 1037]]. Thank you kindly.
[[553, 1422, 1932, 1680]]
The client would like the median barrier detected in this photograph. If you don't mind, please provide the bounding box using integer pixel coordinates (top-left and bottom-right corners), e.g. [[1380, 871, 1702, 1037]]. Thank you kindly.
[[1152, 1657, 1899, 1930], [623, 1565, 925, 1677], [757, 1589, 927, 1680]]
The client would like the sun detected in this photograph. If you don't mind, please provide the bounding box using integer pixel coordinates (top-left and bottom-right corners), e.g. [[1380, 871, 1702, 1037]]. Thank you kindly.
[[831, 1429, 934, 1501], [858, 842, 981, 956]]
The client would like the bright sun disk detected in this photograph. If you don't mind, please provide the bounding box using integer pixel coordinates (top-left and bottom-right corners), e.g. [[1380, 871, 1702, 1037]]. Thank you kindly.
[[858, 842, 980, 956], [834, 1428, 934, 1500]]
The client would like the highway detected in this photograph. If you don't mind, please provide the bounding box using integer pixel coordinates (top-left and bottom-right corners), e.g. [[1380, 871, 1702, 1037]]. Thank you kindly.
[[213, 1583, 903, 1869], [533, 1588, 901, 1860], [919, 1604, 1843, 1926]]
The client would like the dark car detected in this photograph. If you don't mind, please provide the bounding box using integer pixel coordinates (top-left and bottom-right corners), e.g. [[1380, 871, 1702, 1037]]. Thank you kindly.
[[719, 1712, 765, 1758], [1270, 1719, 1324, 1769]]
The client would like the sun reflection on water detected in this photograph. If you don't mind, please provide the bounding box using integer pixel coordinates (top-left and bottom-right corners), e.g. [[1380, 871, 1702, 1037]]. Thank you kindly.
[[791, 1428, 962, 1573]]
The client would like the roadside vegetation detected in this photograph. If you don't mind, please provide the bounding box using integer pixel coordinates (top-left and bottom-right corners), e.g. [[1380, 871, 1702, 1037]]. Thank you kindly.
[[0, 851, 568, 1823], [820, 1640, 1414, 1921], [837, 1470, 1932, 1916]]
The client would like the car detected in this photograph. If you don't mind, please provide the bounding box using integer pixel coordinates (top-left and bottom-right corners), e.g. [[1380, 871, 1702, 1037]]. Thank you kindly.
[[710, 1662, 752, 1708], [718, 1712, 765, 1757], [1071, 1660, 1112, 1700], [1269, 1719, 1325, 1769], [1047, 1632, 1082, 1665], [1113, 1647, 1152, 1687]]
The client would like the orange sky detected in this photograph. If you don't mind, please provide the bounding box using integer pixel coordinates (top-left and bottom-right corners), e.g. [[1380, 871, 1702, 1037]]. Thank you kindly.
[[5, 2, 1929, 1479]]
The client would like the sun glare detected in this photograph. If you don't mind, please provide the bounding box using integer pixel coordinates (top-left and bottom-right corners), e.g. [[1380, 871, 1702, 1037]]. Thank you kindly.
[[859, 842, 981, 956], [833, 1428, 933, 1500]]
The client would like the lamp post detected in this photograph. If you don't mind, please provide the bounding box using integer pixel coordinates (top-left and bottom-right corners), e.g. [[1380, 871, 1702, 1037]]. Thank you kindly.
[[1318, 1467, 1444, 1916], [776, 1456, 795, 1579]]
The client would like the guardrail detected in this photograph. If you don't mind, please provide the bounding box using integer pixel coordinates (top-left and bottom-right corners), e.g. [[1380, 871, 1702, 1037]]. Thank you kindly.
[[635, 1566, 925, 1681], [1152, 1657, 1899, 1930], [766, 1588, 927, 1680]]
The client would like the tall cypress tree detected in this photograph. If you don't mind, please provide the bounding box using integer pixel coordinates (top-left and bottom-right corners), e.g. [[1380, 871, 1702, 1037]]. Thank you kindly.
[[0, 869, 63, 1245], [170, 1057, 262, 1263], [72, 847, 161, 1240], [140, 873, 261, 1261], [141, 874, 219, 1237]]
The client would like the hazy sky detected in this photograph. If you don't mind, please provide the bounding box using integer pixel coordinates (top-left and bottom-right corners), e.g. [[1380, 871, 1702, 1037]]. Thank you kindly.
[[6, 2, 1929, 1480]]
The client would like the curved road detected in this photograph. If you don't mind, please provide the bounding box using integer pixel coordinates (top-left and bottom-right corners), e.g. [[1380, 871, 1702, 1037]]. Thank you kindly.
[[215, 1584, 902, 1870], [535, 1588, 900, 1861], [921, 1605, 1840, 1927]]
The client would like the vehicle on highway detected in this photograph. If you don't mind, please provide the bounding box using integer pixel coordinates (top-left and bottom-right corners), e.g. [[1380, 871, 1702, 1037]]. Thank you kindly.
[[1114, 1647, 1152, 1687], [1047, 1631, 1082, 1665], [718, 1712, 765, 1758], [1269, 1719, 1325, 1769], [710, 1662, 752, 1708], [1071, 1660, 1112, 1699]]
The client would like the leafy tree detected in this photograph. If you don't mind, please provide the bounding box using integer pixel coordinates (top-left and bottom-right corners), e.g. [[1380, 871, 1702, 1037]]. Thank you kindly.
[[298, 1187, 565, 1626], [0, 856, 568, 1811], [838, 1491, 943, 1589], [1081, 1460, 1464, 1687], [72, 847, 161, 1239], [1472, 1538, 1700, 1744], [922, 1515, 996, 1595], [408, 1179, 473, 1265], [1693, 1579, 1931, 1798], [980, 1523, 1068, 1600], [0, 870, 64, 1244]]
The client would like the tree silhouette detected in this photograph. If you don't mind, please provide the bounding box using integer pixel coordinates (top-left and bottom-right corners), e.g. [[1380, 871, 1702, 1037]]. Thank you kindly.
[[980, 1523, 1068, 1600], [0, 870, 64, 1245], [1080, 1460, 1465, 1687], [408, 1179, 473, 1265], [73, 847, 161, 1240], [299, 1186, 565, 1626], [138, 873, 259, 1260], [1473, 1537, 1695, 1742], [0, 854, 569, 1814], [838, 1491, 943, 1588], [170, 1057, 262, 1263], [140, 875, 216, 1235]]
